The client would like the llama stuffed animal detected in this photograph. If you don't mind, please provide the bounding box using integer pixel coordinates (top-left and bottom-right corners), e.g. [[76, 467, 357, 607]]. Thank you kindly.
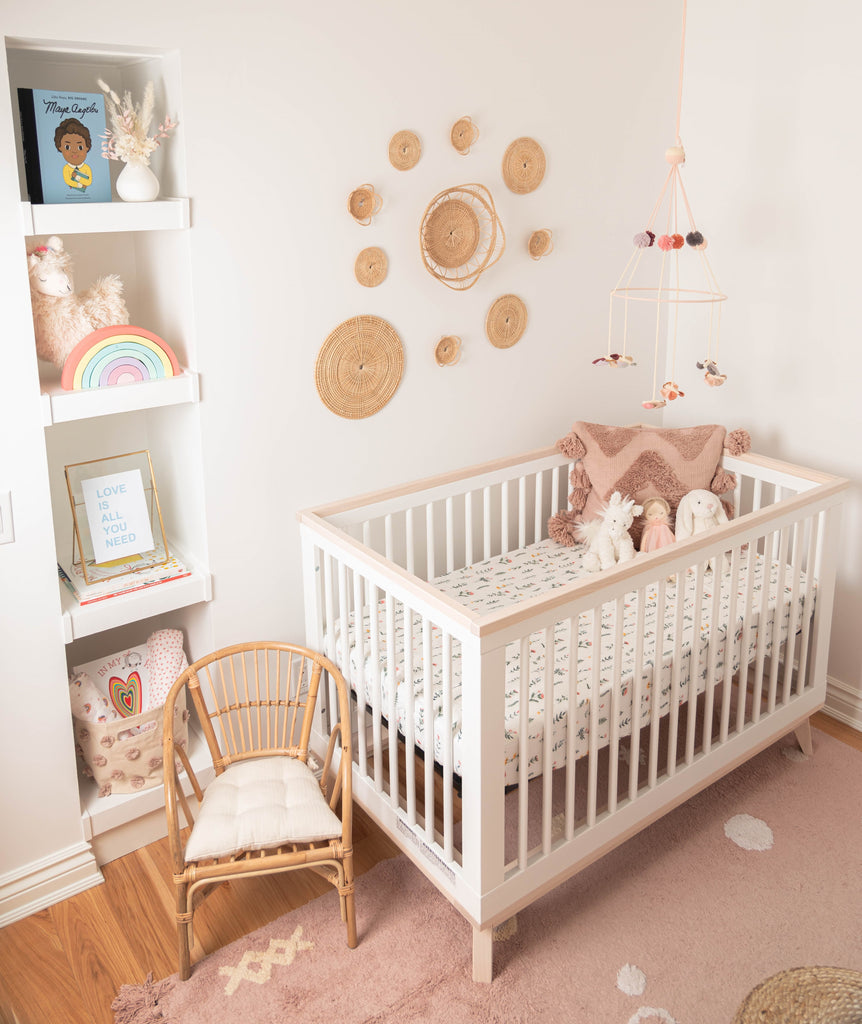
[[577, 492, 643, 572], [27, 235, 128, 369]]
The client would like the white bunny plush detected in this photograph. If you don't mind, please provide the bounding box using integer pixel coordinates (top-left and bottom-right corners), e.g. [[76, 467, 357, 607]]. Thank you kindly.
[[674, 488, 729, 570]]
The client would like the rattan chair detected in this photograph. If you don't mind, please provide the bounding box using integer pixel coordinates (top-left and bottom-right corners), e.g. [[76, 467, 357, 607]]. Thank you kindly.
[[162, 641, 356, 980]]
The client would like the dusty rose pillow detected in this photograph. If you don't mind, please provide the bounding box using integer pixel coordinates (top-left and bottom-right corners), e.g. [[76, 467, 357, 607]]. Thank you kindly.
[[549, 422, 749, 546]]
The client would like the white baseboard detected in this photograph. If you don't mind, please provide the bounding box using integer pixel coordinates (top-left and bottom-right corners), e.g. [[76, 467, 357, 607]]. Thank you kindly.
[[824, 675, 862, 730], [0, 841, 102, 928]]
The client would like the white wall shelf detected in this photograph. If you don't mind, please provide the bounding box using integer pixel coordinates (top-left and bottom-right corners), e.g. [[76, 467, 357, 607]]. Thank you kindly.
[[41, 368, 199, 426], [20, 198, 190, 236]]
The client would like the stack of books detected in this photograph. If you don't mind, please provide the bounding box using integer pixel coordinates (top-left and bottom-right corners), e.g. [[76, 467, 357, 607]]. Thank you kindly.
[[58, 551, 191, 606]]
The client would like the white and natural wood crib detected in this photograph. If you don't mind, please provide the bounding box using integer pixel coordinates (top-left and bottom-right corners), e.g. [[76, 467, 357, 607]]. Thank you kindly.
[[299, 443, 848, 981]]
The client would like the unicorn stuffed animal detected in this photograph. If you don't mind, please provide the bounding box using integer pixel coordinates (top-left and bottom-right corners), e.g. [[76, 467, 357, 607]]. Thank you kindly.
[[27, 235, 128, 368], [577, 491, 643, 572]]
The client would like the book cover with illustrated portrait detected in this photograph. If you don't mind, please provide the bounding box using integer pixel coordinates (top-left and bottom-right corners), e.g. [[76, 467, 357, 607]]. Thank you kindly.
[[18, 88, 112, 204]]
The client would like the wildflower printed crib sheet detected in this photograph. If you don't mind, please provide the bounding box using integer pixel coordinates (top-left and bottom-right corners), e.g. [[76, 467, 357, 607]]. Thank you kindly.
[[329, 540, 812, 785]]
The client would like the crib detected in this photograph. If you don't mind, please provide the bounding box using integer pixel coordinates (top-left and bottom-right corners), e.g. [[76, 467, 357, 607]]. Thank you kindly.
[[298, 442, 848, 982]]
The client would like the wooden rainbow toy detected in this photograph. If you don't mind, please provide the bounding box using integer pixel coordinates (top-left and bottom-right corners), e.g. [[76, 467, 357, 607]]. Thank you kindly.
[[60, 325, 181, 391]]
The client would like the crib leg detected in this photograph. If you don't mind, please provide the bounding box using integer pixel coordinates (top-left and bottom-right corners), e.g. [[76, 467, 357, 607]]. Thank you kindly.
[[472, 924, 494, 983], [794, 718, 814, 757]]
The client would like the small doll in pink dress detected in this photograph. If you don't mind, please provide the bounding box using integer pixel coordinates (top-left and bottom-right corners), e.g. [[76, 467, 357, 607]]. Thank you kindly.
[[639, 497, 675, 553]]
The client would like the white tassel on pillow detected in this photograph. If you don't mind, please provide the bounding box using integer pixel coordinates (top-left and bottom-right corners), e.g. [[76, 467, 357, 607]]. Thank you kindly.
[[675, 488, 729, 570]]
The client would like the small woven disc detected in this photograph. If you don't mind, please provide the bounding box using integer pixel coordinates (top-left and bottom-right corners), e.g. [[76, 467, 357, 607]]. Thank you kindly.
[[502, 137, 546, 194], [528, 228, 553, 259], [435, 335, 462, 367], [486, 294, 527, 348], [354, 246, 388, 287], [733, 967, 862, 1024], [348, 185, 380, 224], [389, 130, 421, 170], [423, 198, 481, 269], [315, 315, 403, 419], [451, 116, 478, 154]]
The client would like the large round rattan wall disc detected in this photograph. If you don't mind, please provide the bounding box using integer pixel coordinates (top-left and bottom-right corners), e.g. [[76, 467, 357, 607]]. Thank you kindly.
[[423, 198, 481, 269], [315, 315, 403, 419], [502, 137, 546, 194], [389, 130, 421, 170], [486, 294, 528, 348], [354, 246, 388, 287]]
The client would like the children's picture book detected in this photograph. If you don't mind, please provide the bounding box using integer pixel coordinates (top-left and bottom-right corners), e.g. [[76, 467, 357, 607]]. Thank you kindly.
[[72, 640, 153, 717], [58, 549, 191, 606], [18, 88, 112, 204]]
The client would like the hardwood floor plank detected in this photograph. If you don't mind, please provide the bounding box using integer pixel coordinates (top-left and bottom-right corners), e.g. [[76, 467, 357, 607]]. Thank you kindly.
[[0, 909, 95, 1024]]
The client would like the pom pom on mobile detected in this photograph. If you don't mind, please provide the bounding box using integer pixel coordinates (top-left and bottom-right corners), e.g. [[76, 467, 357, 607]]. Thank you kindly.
[[60, 325, 181, 391]]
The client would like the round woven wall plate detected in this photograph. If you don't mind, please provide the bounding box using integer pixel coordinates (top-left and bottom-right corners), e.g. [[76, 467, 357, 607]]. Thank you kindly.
[[348, 184, 382, 225], [486, 294, 528, 348], [315, 315, 403, 419], [389, 130, 421, 170], [354, 247, 388, 287], [435, 335, 462, 367], [502, 137, 546, 194], [420, 183, 505, 290]]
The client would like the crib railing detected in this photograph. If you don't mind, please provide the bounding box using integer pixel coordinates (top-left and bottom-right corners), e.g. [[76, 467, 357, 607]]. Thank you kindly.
[[298, 446, 848, 981]]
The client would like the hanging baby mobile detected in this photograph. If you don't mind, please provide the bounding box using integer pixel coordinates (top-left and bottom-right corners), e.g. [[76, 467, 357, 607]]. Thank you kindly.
[[599, 0, 727, 410]]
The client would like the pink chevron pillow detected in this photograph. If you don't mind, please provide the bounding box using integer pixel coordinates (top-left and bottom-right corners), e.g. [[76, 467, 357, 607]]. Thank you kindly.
[[550, 422, 750, 546]]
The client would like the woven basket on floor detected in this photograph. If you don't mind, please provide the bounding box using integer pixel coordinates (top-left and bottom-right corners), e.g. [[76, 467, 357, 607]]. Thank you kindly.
[[420, 183, 505, 290], [354, 246, 388, 287], [388, 130, 421, 170], [733, 967, 862, 1024], [315, 315, 403, 419], [502, 137, 546, 194], [486, 294, 527, 348]]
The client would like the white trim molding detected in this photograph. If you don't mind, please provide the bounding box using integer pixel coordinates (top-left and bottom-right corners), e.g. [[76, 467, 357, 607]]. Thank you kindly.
[[824, 674, 862, 731], [0, 842, 102, 928]]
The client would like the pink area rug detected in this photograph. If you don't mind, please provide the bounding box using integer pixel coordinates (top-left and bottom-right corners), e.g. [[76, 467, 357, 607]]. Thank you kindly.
[[114, 730, 862, 1024]]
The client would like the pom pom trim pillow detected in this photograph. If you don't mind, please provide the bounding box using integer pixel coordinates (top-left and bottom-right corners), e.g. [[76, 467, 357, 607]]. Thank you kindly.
[[550, 422, 750, 546]]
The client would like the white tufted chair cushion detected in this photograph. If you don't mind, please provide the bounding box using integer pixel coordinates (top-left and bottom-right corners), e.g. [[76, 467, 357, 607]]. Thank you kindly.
[[183, 755, 342, 862]]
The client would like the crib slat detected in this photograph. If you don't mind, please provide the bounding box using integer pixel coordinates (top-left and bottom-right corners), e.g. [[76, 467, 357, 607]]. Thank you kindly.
[[551, 468, 560, 531], [534, 472, 544, 545], [608, 596, 624, 811], [518, 477, 527, 550], [587, 608, 601, 825], [442, 631, 454, 861], [666, 574, 684, 778], [464, 491, 473, 567], [426, 503, 436, 581], [406, 507, 415, 576], [781, 521, 803, 704], [501, 480, 510, 555], [352, 570, 368, 777], [630, 586, 646, 800], [422, 616, 434, 843], [564, 616, 577, 841], [403, 604, 416, 825], [483, 487, 492, 561], [795, 515, 819, 694], [719, 547, 741, 743], [337, 560, 351, 743], [386, 593, 398, 808], [323, 553, 336, 664], [648, 579, 666, 788], [735, 537, 757, 735], [702, 555, 723, 754], [685, 564, 704, 764], [369, 585, 383, 791], [767, 526, 790, 713], [384, 513, 393, 562], [518, 635, 530, 870], [752, 531, 775, 723], [446, 497, 455, 575], [542, 625, 554, 854]]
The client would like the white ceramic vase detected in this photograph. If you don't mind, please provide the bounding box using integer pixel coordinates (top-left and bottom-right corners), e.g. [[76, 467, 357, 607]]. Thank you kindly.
[[116, 161, 160, 202]]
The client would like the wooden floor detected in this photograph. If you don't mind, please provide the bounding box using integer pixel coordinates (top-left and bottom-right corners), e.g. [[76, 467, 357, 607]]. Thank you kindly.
[[0, 713, 859, 1024]]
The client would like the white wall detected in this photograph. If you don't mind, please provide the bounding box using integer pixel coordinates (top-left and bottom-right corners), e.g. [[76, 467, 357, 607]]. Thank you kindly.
[[663, 0, 862, 702]]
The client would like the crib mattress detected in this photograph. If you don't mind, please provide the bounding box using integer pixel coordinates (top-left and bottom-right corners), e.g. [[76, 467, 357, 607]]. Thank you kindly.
[[329, 540, 812, 785]]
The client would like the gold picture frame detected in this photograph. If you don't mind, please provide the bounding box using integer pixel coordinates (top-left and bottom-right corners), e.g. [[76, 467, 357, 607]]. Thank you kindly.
[[64, 450, 169, 586]]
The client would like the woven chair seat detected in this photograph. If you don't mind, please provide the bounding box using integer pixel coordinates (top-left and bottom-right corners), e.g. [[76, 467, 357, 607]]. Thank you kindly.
[[184, 755, 342, 862], [733, 967, 862, 1024]]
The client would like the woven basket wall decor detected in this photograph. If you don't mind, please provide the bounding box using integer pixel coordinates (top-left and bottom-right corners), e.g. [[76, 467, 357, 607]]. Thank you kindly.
[[354, 247, 388, 287], [486, 294, 528, 348], [420, 183, 505, 290], [388, 130, 422, 170], [348, 184, 382, 226], [434, 335, 462, 367], [528, 228, 553, 260], [502, 137, 546, 194], [315, 315, 403, 419], [451, 116, 479, 155]]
